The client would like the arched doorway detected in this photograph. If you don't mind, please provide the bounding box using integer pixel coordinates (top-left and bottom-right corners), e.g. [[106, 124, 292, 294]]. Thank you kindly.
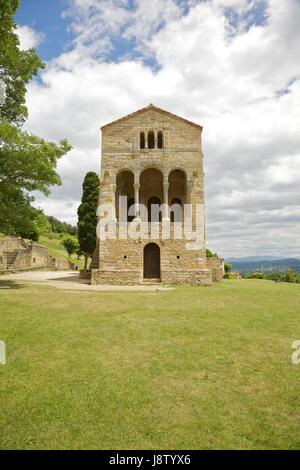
[[143, 243, 160, 279]]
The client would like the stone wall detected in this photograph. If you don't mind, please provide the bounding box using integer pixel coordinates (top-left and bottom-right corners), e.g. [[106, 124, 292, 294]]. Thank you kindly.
[[0, 237, 70, 272], [206, 256, 224, 282], [90, 228, 212, 285]]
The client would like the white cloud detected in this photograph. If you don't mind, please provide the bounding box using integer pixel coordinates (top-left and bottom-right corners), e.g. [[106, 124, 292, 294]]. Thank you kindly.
[[16, 25, 44, 50], [23, 0, 300, 257]]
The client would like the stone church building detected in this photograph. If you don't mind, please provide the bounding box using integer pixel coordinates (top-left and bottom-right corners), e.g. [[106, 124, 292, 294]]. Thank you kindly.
[[91, 104, 223, 285]]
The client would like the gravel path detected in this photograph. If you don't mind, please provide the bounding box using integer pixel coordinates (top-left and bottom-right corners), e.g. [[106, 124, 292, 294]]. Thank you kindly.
[[0, 271, 173, 292]]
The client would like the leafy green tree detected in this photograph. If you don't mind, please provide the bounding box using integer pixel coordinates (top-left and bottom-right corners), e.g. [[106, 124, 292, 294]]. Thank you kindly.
[[20, 209, 51, 241], [224, 263, 232, 273], [281, 270, 300, 284], [0, 0, 71, 236], [62, 237, 78, 259], [46, 215, 77, 235], [0, 0, 44, 125], [77, 172, 100, 269], [206, 248, 215, 258]]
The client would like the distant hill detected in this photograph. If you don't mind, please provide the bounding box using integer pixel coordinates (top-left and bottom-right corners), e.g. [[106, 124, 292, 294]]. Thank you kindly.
[[227, 256, 282, 263], [226, 257, 300, 274]]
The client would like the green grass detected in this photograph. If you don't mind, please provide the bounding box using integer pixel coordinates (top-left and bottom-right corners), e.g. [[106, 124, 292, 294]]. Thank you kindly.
[[39, 232, 83, 269], [0, 279, 299, 449]]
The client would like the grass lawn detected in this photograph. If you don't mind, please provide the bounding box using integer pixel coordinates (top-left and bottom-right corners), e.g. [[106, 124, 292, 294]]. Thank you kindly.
[[0, 279, 299, 449]]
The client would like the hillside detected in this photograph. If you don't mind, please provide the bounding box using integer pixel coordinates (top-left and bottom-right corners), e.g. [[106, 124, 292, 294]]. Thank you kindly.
[[39, 232, 83, 270], [228, 258, 300, 274]]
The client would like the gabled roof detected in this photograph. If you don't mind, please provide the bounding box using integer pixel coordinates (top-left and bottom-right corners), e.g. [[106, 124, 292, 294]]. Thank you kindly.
[[101, 103, 202, 130]]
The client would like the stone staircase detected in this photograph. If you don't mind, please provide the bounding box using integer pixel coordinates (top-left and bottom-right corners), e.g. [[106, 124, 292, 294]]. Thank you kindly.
[[3, 250, 19, 269]]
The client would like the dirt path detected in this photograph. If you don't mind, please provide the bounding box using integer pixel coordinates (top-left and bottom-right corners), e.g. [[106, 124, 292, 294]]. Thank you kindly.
[[0, 271, 173, 292]]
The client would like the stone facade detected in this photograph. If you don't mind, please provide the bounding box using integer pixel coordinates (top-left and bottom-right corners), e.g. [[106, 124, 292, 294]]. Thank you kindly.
[[91, 104, 221, 286], [0, 237, 71, 273]]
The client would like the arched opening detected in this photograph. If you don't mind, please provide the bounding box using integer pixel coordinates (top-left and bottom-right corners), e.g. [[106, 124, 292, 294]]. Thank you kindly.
[[140, 168, 163, 222], [148, 130, 155, 149], [140, 132, 145, 149], [147, 196, 161, 222], [168, 169, 187, 222], [127, 197, 135, 222], [116, 170, 134, 221], [157, 131, 163, 149], [143, 243, 160, 279], [170, 197, 182, 223]]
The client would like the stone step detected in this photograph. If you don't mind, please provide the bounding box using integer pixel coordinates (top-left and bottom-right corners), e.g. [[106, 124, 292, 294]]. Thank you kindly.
[[3, 251, 19, 267], [142, 278, 161, 284]]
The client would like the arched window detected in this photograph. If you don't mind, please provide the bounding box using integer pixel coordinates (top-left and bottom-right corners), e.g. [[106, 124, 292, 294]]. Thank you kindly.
[[148, 130, 155, 149], [140, 132, 145, 149], [157, 131, 163, 149], [170, 197, 182, 223], [147, 196, 161, 222]]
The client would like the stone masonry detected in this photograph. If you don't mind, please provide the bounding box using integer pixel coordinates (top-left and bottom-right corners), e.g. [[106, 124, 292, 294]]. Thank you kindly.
[[91, 104, 223, 285], [0, 237, 70, 273]]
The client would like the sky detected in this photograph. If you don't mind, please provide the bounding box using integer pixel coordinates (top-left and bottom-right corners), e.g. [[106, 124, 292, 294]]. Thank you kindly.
[[15, 0, 300, 258]]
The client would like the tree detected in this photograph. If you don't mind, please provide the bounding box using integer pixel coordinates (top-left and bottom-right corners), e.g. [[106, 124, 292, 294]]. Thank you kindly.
[[20, 208, 51, 241], [47, 215, 77, 235], [0, 0, 71, 236], [75, 246, 83, 260], [62, 237, 78, 259], [224, 263, 232, 273], [206, 248, 215, 258], [77, 172, 100, 269], [0, 0, 44, 125]]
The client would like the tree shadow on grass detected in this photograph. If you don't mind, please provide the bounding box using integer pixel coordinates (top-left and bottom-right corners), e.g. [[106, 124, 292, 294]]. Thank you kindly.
[[0, 280, 25, 289]]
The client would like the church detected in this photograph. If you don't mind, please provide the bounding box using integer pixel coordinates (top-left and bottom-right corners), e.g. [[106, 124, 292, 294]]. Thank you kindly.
[[90, 104, 223, 285]]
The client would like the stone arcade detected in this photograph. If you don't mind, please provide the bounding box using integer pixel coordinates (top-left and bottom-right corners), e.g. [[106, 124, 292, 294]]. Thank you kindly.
[[91, 104, 223, 285]]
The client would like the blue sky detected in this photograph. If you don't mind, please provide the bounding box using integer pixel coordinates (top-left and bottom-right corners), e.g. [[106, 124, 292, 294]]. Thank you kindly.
[[16, 1, 268, 63], [14, 0, 300, 257], [16, 0, 173, 64], [16, 0, 72, 61]]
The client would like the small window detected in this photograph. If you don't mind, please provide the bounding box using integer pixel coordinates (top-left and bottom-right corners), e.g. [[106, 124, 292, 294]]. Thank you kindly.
[[140, 132, 145, 149], [157, 131, 163, 149], [148, 130, 155, 149], [124, 255, 127, 259], [177, 255, 180, 260], [32, 257, 36, 264]]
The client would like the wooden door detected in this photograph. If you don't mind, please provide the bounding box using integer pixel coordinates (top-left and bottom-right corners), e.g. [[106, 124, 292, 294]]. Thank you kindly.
[[143, 243, 160, 279]]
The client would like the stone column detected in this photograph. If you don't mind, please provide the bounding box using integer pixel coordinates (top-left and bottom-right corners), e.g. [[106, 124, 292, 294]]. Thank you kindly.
[[111, 183, 117, 220], [162, 181, 169, 221]]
